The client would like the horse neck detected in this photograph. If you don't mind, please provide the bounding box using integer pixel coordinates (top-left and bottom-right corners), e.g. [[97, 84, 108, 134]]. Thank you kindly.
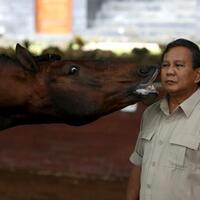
[[0, 67, 55, 129]]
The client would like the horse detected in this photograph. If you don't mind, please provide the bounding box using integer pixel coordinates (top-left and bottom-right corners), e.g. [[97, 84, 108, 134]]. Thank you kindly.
[[0, 44, 159, 130]]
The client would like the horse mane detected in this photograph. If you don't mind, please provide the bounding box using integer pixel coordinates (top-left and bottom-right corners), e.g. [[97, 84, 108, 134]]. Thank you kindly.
[[34, 54, 62, 62], [0, 53, 62, 68], [0, 54, 21, 67]]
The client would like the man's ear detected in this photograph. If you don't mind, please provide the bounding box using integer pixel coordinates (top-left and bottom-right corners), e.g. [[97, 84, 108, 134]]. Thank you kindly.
[[194, 68, 200, 84], [15, 43, 39, 73]]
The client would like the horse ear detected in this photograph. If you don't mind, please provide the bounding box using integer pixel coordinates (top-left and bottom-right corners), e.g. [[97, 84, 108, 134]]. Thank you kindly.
[[15, 43, 39, 73]]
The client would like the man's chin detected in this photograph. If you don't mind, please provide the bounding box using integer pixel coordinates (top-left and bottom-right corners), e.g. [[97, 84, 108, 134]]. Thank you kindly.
[[162, 86, 180, 96]]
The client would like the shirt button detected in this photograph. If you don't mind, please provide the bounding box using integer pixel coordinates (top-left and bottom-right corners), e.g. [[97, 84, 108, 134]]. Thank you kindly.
[[147, 184, 151, 189]]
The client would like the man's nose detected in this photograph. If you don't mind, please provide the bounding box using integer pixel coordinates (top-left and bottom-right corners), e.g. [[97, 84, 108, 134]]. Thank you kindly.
[[166, 66, 175, 75]]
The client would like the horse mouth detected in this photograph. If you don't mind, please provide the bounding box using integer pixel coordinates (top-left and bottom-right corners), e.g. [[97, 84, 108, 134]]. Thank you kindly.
[[135, 67, 159, 96], [136, 84, 158, 95]]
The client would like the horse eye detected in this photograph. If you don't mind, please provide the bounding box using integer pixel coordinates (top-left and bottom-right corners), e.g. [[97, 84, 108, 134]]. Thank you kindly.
[[69, 65, 79, 75]]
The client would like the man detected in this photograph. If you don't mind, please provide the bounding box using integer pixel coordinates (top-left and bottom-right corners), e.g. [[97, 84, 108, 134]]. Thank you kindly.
[[127, 38, 200, 200]]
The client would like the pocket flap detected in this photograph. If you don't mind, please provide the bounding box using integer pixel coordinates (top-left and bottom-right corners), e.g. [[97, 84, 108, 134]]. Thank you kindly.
[[141, 131, 155, 141], [170, 134, 199, 150]]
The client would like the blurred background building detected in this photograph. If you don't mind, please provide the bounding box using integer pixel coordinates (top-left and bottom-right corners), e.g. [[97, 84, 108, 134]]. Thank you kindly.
[[0, 0, 199, 46]]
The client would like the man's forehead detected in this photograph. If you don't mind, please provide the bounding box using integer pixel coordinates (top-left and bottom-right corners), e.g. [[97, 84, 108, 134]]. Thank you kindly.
[[163, 47, 192, 61], [162, 58, 185, 63]]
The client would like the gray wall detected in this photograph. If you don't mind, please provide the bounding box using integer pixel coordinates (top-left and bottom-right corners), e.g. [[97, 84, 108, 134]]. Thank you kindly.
[[72, 0, 88, 33], [0, 0, 35, 38]]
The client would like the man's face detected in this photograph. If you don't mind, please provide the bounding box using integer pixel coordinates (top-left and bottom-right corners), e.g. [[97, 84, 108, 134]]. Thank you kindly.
[[161, 46, 200, 96]]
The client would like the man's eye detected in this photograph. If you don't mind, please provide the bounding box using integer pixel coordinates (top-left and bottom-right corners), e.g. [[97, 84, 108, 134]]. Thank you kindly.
[[176, 64, 184, 67], [161, 63, 168, 68]]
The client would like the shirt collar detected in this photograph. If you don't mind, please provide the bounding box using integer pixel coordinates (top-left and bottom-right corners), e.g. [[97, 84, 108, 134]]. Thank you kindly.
[[160, 89, 200, 117], [180, 89, 200, 117], [160, 97, 170, 116]]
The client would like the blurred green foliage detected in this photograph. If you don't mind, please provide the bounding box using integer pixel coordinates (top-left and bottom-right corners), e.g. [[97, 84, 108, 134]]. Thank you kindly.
[[0, 38, 162, 66]]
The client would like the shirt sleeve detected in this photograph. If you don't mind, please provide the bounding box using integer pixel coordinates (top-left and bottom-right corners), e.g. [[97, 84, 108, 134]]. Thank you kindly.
[[129, 114, 145, 166], [129, 150, 143, 166]]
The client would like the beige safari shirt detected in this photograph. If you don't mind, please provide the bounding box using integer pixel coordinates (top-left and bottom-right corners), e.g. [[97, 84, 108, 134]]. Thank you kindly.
[[130, 89, 200, 200]]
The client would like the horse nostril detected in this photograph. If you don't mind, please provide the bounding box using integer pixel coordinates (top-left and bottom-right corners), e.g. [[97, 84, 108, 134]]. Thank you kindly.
[[141, 66, 149, 74], [137, 66, 150, 77], [137, 65, 158, 78]]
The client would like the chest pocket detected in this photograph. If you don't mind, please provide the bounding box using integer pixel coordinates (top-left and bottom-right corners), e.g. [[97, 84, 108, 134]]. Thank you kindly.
[[169, 134, 200, 168], [141, 131, 155, 164]]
